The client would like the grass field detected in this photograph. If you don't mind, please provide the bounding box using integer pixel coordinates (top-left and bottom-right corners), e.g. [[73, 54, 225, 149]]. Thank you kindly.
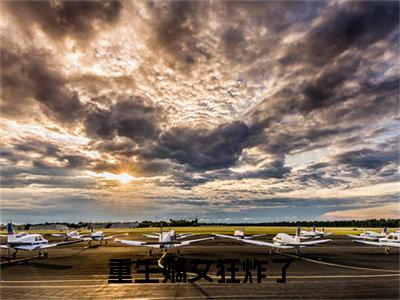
[[1, 226, 397, 236]]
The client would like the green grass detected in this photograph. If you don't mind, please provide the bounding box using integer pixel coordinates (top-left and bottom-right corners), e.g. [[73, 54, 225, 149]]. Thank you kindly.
[[1, 226, 395, 236]]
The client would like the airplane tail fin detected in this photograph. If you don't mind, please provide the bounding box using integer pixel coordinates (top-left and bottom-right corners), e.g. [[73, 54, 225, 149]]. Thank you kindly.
[[312, 225, 316, 232], [322, 227, 325, 233], [7, 222, 16, 243], [295, 227, 301, 243], [382, 227, 388, 235]]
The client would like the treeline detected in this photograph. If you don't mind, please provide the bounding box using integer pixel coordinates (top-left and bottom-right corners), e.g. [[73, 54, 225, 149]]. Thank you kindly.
[[202, 219, 400, 228], [20, 218, 399, 229], [140, 219, 199, 227]]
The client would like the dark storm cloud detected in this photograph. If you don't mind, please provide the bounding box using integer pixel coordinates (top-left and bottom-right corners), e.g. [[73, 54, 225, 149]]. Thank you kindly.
[[299, 57, 361, 113], [282, 1, 399, 66], [254, 125, 359, 156], [220, 1, 325, 63], [296, 173, 348, 188], [334, 147, 398, 170], [146, 121, 250, 170], [3, 0, 122, 41], [14, 139, 60, 157], [147, 1, 325, 64], [148, 0, 208, 64], [1, 46, 83, 122], [84, 96, 163, 142]]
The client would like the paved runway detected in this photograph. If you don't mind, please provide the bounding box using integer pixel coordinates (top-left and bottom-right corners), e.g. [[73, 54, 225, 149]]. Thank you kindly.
[[1, 235, 399, 299]]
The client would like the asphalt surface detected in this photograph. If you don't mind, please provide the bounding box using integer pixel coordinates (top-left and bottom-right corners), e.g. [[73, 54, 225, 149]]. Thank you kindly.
[[1, 235, 399, 299]]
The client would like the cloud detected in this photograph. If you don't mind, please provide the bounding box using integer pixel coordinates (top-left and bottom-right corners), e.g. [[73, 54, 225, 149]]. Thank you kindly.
[[84, 96, 163, 142], [146, 121, 250, 171], [281, 1, 399, 66], [333, 141, 398, 170], [322, 203, 400, 220], [0, 1, 399, 222], [1, 46, 83, 122], [3, 1, 122, 42]]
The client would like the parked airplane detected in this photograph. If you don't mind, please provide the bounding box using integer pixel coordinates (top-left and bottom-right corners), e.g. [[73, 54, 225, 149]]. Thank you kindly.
[[347, 227, 388, 241], [81, 227, 128, 245], [0, 223, 81, 259], [115, 227, 213, 254], [352, 231, 400, 253], [300, 226, 331, 238], [214, 228, 265, 240], [143, 228, 196, 240], [228, 227, 331, 254], [52, 228, 84, 240]]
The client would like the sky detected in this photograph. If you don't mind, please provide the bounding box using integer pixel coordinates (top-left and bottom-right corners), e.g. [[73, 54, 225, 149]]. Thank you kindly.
[[0, 0, 399, 223]]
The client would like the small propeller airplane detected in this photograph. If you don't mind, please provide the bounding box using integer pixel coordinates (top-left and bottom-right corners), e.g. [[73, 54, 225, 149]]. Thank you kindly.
[[143, 229, 196, 240], [352, 231, 400, 253], [214, 227, 266, 240], [0, 222, 82, 259], [300, 226, 332, 238], [115, 225, 213, 254], [51, 227, 84, 240], [347, 227, 388, 241], [216, 227, 331, 254], [81, 227, 128, 245]]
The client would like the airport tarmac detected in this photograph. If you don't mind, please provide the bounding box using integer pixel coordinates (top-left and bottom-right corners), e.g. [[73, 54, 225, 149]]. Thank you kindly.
[[1, 235, 399, 299]]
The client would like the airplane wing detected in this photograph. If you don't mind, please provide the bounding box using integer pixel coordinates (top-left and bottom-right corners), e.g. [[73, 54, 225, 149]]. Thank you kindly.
[[39, 239, 83, 249], [51, 234, 66, 237], [298, 239, 331, 246], [352, 240, 400, 248], [174, 237, 214, 247], [103, 233, 129, 240], [114, 239, 161, 248], [245, 234, 266, 239], [214, 234, 243, 241], [241, 239, 293, 249], [176, 234, 197, 239], [346, 234, 379, 241], [143, 234, 160, 239]]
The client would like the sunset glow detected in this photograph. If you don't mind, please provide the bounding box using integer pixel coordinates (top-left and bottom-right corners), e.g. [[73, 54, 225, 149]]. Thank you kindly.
[[1, 1, 398, 223]]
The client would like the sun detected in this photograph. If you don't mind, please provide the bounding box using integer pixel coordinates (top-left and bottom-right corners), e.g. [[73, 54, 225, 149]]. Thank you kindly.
[[93, 172, 135, 184], [115, 173, 135, 184]]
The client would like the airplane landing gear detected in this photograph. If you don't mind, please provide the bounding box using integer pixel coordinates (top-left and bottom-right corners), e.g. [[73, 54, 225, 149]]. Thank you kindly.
[[149, 248, 153, 256], [384, 246, 391, 254], [44, 250, 48, 258], [12, 250, 17, 259]]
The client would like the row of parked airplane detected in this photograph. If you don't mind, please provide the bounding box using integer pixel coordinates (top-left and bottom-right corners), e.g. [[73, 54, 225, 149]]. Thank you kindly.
[[1, 223, 399, 259]]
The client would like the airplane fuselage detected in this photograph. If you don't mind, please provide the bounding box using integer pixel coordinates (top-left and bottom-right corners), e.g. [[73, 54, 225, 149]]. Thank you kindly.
[[273, 233, 301, 247], [7, 234, 49, 251]]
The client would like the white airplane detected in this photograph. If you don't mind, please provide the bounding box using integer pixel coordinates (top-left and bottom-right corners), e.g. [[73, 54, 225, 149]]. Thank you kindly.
[[143, 229, 196, 240], [0, 223, 81, 259], [214, 228, 265, 240], [81, 227, 128, 245], [115, 227, 213, 254], [300, 226, 332, 238], [352, 231, 400, 253], [347, 227, 388, 241], [51, 228, 84, 240], [225, 227, 331, 254]]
